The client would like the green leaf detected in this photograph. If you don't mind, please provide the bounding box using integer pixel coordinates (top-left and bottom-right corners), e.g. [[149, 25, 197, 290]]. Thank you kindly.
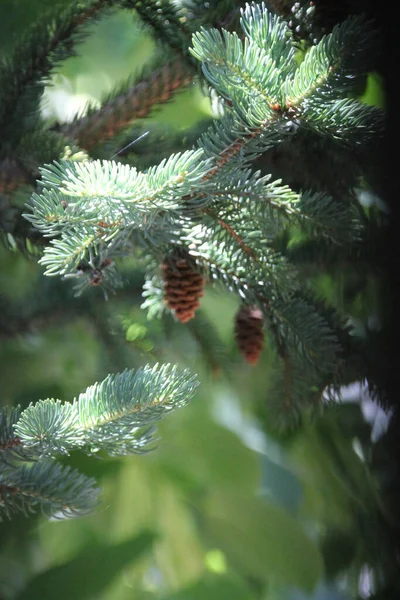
[[16, 530, 156, 600], [203, 492, 323, 592]]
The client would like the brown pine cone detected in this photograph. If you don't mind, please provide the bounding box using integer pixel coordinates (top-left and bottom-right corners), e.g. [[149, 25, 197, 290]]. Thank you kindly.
[[234, 305, 265, 365], [162, 254, 204, 323]]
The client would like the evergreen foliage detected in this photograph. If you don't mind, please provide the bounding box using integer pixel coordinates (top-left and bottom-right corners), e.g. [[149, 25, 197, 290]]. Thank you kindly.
[[1, 1, 399, 598], [1, 364, 198, 519], [0, 0, 389, 547], [20, 1, 384, 430]]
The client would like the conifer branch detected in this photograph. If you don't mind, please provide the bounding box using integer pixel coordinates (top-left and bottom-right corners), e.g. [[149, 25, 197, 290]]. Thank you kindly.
[[0, 0, 113, 133], [181, 0, 242, 32], [201, 122, 282, 180], [283, 15, 378, 107], [121, 0, 195, 61], [0, 407, 27, 463], [201, 207, 259, 260], [7, 2, 383, 439], [176, 249, 339, 375], [60, 58, 194, 150], [0, 461, 101, 520], [0, 365, 198, 517], [0, 0, 387, 533], [11, 364, 198, 459]]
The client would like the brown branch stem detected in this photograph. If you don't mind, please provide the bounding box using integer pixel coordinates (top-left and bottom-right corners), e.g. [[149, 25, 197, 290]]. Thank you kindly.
[[201, 208, 259, 260], [60, 58, 193, 149], [0, 437, 22, 451]]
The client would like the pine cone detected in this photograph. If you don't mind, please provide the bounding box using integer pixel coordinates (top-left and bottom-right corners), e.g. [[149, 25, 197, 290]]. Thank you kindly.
[[235, 305, 264, 365], [162, 254, 204, 323]]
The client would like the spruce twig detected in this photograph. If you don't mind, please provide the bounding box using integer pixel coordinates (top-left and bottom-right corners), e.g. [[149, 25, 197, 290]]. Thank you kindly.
[[0, 0, 113, 134], [60, 58, 194, 150]]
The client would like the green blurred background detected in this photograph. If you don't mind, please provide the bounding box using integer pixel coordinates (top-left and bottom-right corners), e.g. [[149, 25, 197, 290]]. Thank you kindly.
[[0, 3, 393, 600]]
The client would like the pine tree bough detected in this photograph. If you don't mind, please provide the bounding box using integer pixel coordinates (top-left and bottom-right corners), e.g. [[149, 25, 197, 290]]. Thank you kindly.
[[0, 1, 385, 518], [0, 365, 199, 520], [60, 58, 194, 150], [22, 2, 383, 400], [0, 0, 113, 134]]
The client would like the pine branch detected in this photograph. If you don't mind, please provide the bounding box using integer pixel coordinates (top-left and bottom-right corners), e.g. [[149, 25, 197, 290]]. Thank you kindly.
[[12, 364, 199, 459], [24, 146, 364, 302], [24, 3, 380, 264], [190, 3, 383, 167], [13, 400, 84, 459], [0, 461, 100, 520], [202, 177, 361, 244], [151, 246, 341, 379], [240, 3, 295, 74], [78, 364, 198, 455], [202, 208, 259, 260], [0, 0, 113, 136], [252, 129, 368, 197], [0, 363, 198, 519], [121, 0, 195, 62], [283, 14, 378, 107], [0, 407, 27, 463], [183, 221, 300, 301], [14, 2, 384, 431], [59, 58, 194, 151], [300, 97, 384, 145], [181, 0, 243, 32], [190, 4, 298, 121], [198, 113, 287, 179]]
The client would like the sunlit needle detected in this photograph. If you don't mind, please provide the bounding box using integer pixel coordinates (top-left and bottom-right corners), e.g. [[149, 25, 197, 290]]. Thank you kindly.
[[110, 131, 150, 159]]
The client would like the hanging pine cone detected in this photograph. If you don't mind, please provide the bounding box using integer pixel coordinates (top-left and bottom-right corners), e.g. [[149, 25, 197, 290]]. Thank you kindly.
[[234, 305, 265, 365], [162, 253, 204, 323]]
